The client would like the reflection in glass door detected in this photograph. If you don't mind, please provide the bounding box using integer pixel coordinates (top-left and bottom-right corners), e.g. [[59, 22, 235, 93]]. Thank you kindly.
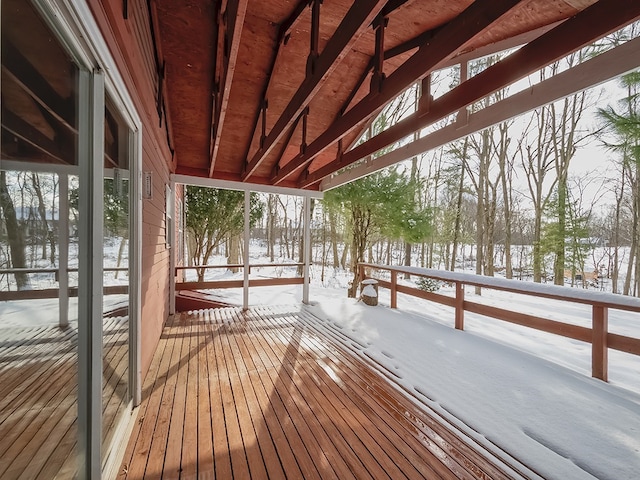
[[101, 99, 131, 461], [0, 1, 81, 477]]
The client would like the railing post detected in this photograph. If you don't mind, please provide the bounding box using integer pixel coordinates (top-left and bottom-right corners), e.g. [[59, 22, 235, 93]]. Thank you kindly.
[[390, 270, 397, 309], [302, 195, 311, 304], [455, 281, 464, 330], [59, 174, 69, 328], [243, 190, 250, 310], [592, 305, 608, 381]]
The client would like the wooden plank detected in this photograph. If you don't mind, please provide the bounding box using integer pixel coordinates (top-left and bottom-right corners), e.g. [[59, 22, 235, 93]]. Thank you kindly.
[[608, 332, 640, 356], [244, 308, 384, 479], [226, 309, 320, 480], [229, 308, 355, 479], [117, 307, 520, 479], [225, 309, 296, 479], [180, 315, 199, 478], [465, 301, 592, 343], [121, 315, 178, 479], [214, 309, 269, 479], [249, 307, 439, 480], [194, 315, 214, 478], [301, 312, 524, 479], [150, 314, 189, 480], [296, 308, 513, 480], [210, 309, 252, 479], [202, 311, 233, 479]]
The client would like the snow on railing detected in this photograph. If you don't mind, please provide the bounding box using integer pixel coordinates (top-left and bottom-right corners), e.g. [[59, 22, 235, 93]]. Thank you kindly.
[[359, 262, 640, 382]]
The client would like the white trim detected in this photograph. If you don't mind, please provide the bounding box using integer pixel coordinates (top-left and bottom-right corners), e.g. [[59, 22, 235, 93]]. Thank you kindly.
[[169, 179, 177, 315], [172, 174, 324, 199], [243, 190, 250, 310], [59, 174, 70, 328], [77, 68, 105, 480], [30, 0, 145, 475], [0, 160, 78, 175], [303, 197, 311, 304]]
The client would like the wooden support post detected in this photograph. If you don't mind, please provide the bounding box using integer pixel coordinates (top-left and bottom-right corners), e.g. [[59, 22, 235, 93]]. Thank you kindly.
[[307, 0, 321, 76], [592, 305, 608, 381], [300, 107, 309, 154], [419, 75, 431, 113], [260, 99, 267, 149], [390, 270, 397, 309], [59, 173, 69, 328], [243, 190, 250, 310], [455, 282, 464, 330], [302, 196, 311, 304], [370, 15, 388, 92]]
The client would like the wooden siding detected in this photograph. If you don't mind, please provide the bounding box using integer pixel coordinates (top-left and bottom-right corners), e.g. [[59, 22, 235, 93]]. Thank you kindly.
[[88, 0, 173, 380]]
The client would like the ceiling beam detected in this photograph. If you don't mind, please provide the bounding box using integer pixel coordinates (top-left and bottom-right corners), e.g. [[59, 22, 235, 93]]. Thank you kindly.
[[300, 0, 640, 188], [321, 35, 640, 190], [271, 0, 525, 185], [209, 0, 249, 177], [241, 0, 389, 181]]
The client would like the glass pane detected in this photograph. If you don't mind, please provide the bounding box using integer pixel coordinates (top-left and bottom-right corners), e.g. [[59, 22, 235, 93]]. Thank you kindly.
[[0, 0, 80, 478], [102, 99, 130, 457]]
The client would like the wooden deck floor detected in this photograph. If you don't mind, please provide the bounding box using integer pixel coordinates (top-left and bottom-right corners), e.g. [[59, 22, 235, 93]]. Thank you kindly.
[[120, 306, 525, 480], [0, 316, 130, 479]]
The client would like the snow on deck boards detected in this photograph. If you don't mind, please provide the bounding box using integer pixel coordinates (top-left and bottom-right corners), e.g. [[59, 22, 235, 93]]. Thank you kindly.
[[0, 317, 129, 480], [120, 306, 525, 479]]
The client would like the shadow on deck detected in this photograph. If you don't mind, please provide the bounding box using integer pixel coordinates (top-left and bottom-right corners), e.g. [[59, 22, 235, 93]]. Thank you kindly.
[[120, 306, 528, 479]]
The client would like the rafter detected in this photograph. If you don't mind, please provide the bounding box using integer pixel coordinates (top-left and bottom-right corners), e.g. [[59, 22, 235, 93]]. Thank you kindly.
[[321, 35, 640, 190], [209, 0, 249, 177], [1, 39, 75, 131], [241, 0, 388, 181], [300, 0, 640, 188], [271, 0, 525, 185]]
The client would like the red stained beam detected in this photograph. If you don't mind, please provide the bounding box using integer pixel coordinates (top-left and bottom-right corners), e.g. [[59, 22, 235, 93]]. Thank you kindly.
[[271, 0, 525, 185], [241, 0, 389, 181], [209, 0, 249, 177], [300, 0, 640, 188]]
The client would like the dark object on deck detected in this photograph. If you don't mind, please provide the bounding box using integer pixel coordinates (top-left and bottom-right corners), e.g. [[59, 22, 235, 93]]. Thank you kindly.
[[361, 278, 378, 306]]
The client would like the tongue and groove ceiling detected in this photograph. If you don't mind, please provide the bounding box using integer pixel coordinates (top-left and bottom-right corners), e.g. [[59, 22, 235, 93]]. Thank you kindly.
[[154, 0, 640, 190]]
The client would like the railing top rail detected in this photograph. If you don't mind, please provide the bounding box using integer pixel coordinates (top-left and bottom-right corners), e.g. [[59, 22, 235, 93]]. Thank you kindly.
[[360, 263, 640, 313], [175, 262, 303, 271], [0, 267, 128, 274]]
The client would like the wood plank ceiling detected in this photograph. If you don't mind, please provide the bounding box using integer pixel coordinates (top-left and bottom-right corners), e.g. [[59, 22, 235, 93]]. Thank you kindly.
[[154, 0, 640, 190]]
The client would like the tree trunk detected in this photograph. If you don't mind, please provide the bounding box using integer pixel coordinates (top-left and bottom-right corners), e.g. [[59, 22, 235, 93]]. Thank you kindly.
[[31, 173, 50, 261], [228, 234, 241, 274], [0, 171, 29, 289], [329, 210, 339, 268]]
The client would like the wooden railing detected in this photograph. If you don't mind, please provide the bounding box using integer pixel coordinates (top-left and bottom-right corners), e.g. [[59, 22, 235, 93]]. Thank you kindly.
[[0, 267, 129, 301], [359, 263, 640, 382], [175, 263, 304, 290]]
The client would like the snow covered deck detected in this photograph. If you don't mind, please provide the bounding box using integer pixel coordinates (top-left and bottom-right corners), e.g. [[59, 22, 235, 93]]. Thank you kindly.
[[0, 316, 129, 479], [119, 306, 524, 479]]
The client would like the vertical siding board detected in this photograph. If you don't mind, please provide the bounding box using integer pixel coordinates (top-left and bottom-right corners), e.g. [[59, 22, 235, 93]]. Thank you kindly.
[[88, 0, 173, 381]]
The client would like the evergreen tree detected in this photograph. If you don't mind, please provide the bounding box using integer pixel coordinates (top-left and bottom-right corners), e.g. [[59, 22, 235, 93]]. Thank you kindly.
[[324, 167, 431, 297], [185, 187, 264, 282]]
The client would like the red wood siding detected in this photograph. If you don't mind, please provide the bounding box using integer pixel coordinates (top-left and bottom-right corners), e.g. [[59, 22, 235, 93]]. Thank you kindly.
[[88, 0, 174, 381]]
